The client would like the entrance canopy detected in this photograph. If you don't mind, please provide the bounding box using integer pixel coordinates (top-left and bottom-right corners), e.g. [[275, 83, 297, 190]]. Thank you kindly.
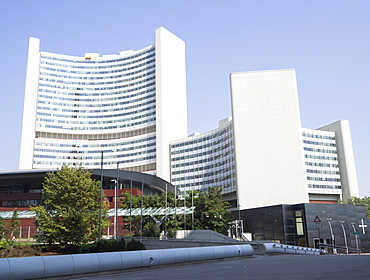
[[0, 207, 195, 219]]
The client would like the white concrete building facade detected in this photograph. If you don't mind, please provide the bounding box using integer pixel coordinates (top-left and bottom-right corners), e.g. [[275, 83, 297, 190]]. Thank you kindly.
[[230, 69, 358, 208], [19, 27, 188, 182], [170, 117, 237, 205], [19, 29, 359, 210], [170, 69, 359, 209]]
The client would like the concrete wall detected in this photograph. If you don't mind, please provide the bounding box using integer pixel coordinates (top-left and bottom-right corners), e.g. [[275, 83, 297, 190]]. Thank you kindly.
[[230, 69, 308, 209]]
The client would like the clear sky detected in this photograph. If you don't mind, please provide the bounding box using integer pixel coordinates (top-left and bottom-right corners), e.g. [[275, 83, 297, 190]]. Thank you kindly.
[[0, 1, 369, 197]]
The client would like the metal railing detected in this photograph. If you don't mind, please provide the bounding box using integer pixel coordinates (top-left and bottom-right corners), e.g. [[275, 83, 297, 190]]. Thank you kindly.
[[317, 243, 361, 255]]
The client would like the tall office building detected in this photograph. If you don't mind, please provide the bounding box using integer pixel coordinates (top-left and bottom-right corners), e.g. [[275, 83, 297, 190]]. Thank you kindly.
[[170, 69, 359, 209], [19, 27, 188, 182], [19, 28, 359, 210], [231, 69, 358, 208], [170, 117, 237, 205]]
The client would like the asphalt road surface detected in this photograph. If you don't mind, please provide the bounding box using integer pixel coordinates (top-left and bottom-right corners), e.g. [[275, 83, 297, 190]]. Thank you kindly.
[[75, 254, 370, 280]]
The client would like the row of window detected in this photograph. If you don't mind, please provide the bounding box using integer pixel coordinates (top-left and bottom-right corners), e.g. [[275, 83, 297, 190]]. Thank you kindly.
[[34, 142, 156, 155], [41, 48, 154, 64], [35, 135, 155, 149], [171, 125, 232, 148], [171, 150, 234, 169], [40, 59, 155, 77], [307, 177, 341, 182], [39, 76, 155, 92], [38, 89, 155, 104], [175, 176, 236, 189], [303, 140, 336, 147], [37, 100, 155, 119], [39, 70, 155, 87], [4, 200, 42, 207], [37, 96, 155, 112], [171, 158, 235, 176], [33, 154, 156, 167], [37, 106, 156, 125], [171, 134, 232, 156], [39, 82, 155, 98], [308, 184, 341, 189], [37, 109, 156, 127], [34, 149, 156, 162], [303, 147, 337, 154], [302, 132, 335, 140], [305, 162, 339, 168], [171, 144, 233, 162], [40, 52, 155, 70], [306, 169, 340, 175], [38, 117, 156, 130], [40, 64, 155, 82], [304, 154, 337, 161], [171, 165, 235, 183]]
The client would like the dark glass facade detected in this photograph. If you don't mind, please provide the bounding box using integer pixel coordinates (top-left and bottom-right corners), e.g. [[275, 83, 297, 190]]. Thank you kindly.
[[235, 203, 370, 252]]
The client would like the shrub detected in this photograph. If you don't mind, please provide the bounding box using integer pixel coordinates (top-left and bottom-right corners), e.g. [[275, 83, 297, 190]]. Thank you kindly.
[[143, 222, 160, 237], [81, 239, 126, 253], [127, 239, 145, 251], [0, 240, 9, 249], [166, 228, 177, 238]]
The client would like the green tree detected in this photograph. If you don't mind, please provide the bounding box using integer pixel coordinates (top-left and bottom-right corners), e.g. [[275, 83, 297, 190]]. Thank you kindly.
[[10, 208, 20, 239], [31, 166, 109, 246], [0, 217, 7, 240], [119, 186, 232, 237], [341, 196, 370, 218], [192, 187, 233, 235]]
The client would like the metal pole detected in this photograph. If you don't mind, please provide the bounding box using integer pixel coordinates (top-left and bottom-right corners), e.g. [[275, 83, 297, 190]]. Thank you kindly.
[[99, 151, 103, 240], [238, 203, 241, 239], [165, 184, 168, 237], [351, 222, 359, 251], [111, 179, 117, 239], [174, 190, 177, 239], [340, 221, 348, 254], [192, 189, 194, 231], [115, 162, 119, 240], [327, 218, 336, 254], [130, 171, 133, 241], [184, 191, 186, 238], [140, 179, 143, 243]]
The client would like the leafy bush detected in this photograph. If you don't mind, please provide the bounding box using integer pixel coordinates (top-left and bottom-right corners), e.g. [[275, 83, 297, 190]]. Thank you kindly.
[[166, 228, 177, 238], [81, 239, 126, 253], [0, 240, 9, 249], [143, 222, 160, 237], [0, 240, 31, 250], [127, 239, 145, 251]]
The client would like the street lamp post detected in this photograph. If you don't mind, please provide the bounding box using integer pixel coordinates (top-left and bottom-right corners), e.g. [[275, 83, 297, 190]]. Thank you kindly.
[[184, 192, 186, 238], [116, 162, 119, 240], [129, 171, 133, 241], [140, 179, 144, 243], [351, 222, 360, 251], [165, 184, 168, 237], [174, 191, 177, 239], [340, 221, 348, 254], [238, 203, 241, 239], [191, 189, 194, 231], [98, 151, 103, 240], [327, 218, 336, 254], [111, 178, 118, 240]]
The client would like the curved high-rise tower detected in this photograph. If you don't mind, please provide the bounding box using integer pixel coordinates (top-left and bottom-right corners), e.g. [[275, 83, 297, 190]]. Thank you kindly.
[[19, 27, 188, 181]]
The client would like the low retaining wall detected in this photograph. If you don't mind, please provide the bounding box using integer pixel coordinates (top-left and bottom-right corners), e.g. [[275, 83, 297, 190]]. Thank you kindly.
[[0, 244, 253, 280], [263, 243, 325, 255]]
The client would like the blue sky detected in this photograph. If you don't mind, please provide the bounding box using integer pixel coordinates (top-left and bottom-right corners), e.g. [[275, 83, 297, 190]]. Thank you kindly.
[[0, 1, 369, 197]]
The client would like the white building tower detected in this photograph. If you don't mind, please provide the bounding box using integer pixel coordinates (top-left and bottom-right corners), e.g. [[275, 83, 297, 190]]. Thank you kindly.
[[19, 27, 188, 182]]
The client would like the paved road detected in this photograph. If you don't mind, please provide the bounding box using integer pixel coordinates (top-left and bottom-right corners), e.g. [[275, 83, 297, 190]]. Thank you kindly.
[[76, 254, 370, 280]]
